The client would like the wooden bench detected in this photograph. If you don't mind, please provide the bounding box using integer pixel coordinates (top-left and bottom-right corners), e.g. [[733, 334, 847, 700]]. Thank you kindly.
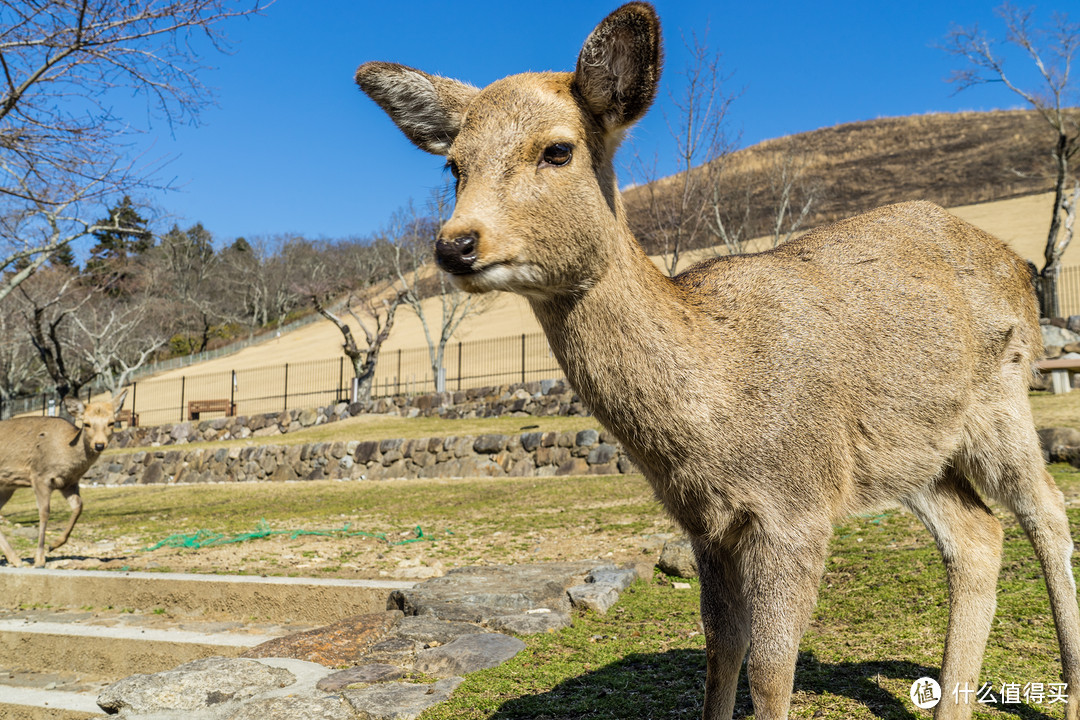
[[115, 409, 139, 427], [1035, 357, 1080, 394], [188, 399, 236, 421]]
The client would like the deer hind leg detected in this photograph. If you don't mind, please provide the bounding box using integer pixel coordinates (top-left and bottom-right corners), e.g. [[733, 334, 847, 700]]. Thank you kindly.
[[693, 538, 749, 720], [49, 485, 82, 552], [902, 469, 1002, 720], [968, 414, 1080, 720], [0, 487, 22, 567], [739, 522, 831, 720]]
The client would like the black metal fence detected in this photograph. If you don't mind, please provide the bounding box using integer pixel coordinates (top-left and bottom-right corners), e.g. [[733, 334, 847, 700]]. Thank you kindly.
[[4, 333, 563, 426]]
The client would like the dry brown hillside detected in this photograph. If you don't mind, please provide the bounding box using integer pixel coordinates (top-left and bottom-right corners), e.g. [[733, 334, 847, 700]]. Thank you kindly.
[[624, 109, 1060, 255]]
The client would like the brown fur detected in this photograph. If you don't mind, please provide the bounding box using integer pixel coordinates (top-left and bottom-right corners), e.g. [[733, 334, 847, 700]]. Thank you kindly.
[[356, 4, 1080, 718], [0, 391, 126, 568]]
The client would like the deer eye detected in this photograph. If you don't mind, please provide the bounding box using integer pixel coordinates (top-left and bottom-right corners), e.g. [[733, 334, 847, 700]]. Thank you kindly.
[[446, 158, 460, 179], [540, 143, 572, 168]]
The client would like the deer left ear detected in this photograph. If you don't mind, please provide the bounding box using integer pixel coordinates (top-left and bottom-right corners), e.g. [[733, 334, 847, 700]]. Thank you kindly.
[[573, 2, 663, 132], [112, 389, 128, 415]]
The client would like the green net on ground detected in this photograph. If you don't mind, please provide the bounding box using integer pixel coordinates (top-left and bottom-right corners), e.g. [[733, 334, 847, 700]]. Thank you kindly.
[[141, 520, 444, 551]]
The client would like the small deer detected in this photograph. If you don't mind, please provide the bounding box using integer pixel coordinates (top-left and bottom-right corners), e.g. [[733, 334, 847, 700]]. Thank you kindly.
[[0, 391, 127, 568], [356, 4, 1080, 718]]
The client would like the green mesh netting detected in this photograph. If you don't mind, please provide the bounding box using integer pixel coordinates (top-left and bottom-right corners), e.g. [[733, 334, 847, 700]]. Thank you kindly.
[[141, 520, 445, 551]]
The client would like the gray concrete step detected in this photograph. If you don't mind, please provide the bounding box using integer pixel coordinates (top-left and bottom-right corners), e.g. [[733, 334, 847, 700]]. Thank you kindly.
[[0, 568, 413, 718]]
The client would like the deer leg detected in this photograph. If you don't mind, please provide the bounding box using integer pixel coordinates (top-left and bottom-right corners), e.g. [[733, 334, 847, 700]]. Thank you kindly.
[[49, 484, 82, 552], [33, 482, 51, 568], [740, 522, 830, 720], [693, 538, 748, 720], [0, 487, 22, 567], [902, 470, 1002, 720], [990, 465, 1080, 720]]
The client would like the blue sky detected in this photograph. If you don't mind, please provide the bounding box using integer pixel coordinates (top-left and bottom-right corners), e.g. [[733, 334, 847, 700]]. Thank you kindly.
[[120, 0, 1068, 245]]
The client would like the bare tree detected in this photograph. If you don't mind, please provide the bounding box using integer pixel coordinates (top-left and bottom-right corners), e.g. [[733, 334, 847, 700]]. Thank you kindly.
[[0, 0, 273, 297], [294, 237, 403, 403], [0, 300, 44, 411], [17, 268, 96, 400], [763, 140, 819, 249], [70, 299, 170, 392], [946, 3, 1080, 316], [388, 189, 490, 392], [630, 31, 738, 275]]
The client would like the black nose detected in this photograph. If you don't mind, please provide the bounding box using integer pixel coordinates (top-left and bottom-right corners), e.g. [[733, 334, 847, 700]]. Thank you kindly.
[[94, 443, 105, 452], [435, 235, 478, 274]]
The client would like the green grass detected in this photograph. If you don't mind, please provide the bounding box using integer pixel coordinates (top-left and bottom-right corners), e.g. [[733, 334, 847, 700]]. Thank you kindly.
[[420, 467, 1080, 719]]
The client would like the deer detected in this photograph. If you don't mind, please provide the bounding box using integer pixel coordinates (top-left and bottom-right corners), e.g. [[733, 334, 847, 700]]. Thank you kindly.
[[354, 3, 1080, 718], [0, 390, 127, 568]]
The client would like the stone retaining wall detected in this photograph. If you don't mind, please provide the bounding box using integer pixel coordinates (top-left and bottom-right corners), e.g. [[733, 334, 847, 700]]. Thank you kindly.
[[111, 379, 586, 450], [88, 428, 636, 486]]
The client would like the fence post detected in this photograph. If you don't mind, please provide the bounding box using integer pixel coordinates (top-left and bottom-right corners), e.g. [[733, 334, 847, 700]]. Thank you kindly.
[[131, 382, 137, 424], [521, 333, 526, 385], [338, 357, 344, 403], [179, 376, 186, 422], [41, 392, 46, 416], [230, 370, 236, 416], [457, 341, 462, 392], [283, 363, 289, 411]]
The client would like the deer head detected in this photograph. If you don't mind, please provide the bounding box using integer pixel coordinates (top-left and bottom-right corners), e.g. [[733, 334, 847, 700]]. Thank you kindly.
[[356, 2, 662, 299], [63, 390, 128, 454]]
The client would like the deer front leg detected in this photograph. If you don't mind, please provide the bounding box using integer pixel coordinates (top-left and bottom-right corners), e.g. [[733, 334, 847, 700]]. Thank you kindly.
[[33, 481, 52, 568], [741, 523, 830, 720], [694, 538, 749, 720], [49, 484, 82, 553], [0, 487, 23, 567]]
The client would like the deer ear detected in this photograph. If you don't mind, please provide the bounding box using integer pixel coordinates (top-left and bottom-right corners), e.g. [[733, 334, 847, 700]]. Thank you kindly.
[[356, 62, 479, 156], [63, 397, 85, 422], [112, 389, 128, 414], [573, 2, 662, 132]]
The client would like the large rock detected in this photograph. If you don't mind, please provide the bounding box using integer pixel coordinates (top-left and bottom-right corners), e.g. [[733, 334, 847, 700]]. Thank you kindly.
[[227, 693, 357, 720], [567, 583, 620, 614], [387, 561, 596, 622], [657, 537, 698, 578], [243, 612, 402, 666], [1042, 324, 1080, 348], [97, 657, 295, 716], [486, 610, 572, 635], [317, 664, 404, 692], [1038, 427, 1080, 463], [413, 633, 525, 677], [343, 677, 465, 720], [393, 616, 487, 646]]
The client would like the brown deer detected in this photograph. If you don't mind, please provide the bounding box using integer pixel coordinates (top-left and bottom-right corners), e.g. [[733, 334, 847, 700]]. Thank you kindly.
[[355, 4, 1080, 718], [0, 391, 127, 568]]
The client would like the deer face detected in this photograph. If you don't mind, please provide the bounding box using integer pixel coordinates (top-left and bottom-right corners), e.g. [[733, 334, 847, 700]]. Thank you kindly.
[[64, 390, 127, 454], [357, 2, 662, 299]]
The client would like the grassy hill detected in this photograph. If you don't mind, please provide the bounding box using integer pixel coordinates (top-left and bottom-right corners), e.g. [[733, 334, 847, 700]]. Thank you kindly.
[[142, 110, 1068, 384], [624, 109, 1060, 254]]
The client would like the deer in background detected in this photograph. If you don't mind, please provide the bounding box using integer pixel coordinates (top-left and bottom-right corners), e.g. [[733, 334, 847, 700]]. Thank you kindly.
[[355, 3, 1080, 718], [0, 390, 127, 568]]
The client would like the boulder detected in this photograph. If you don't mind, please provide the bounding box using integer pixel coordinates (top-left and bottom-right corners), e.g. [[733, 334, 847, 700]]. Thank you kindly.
[[657, 537, 698, 578]]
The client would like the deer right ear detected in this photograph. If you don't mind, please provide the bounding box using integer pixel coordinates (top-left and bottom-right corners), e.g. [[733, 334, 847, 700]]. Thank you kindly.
[[573, 2, 663, 132], [356, 62, 479, 156]]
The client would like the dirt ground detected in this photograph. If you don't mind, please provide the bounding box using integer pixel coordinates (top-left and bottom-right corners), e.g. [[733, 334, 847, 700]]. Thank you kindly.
[[13, 516, 673, 581]]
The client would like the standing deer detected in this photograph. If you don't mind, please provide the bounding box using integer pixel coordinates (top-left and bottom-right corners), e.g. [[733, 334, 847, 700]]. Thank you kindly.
[[0, 391, 127, 568], [355, 3, 1080, 718]]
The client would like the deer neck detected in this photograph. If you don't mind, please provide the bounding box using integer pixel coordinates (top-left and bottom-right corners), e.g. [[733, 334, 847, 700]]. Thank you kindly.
[[528, 228, 725, 470]]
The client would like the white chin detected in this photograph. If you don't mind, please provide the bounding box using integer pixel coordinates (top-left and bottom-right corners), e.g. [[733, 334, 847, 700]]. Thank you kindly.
[[451, 263, 542, 294]]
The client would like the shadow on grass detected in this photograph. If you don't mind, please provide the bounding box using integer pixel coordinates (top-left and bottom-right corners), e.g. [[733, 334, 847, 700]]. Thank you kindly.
[[488, 649, 1058, 720]]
